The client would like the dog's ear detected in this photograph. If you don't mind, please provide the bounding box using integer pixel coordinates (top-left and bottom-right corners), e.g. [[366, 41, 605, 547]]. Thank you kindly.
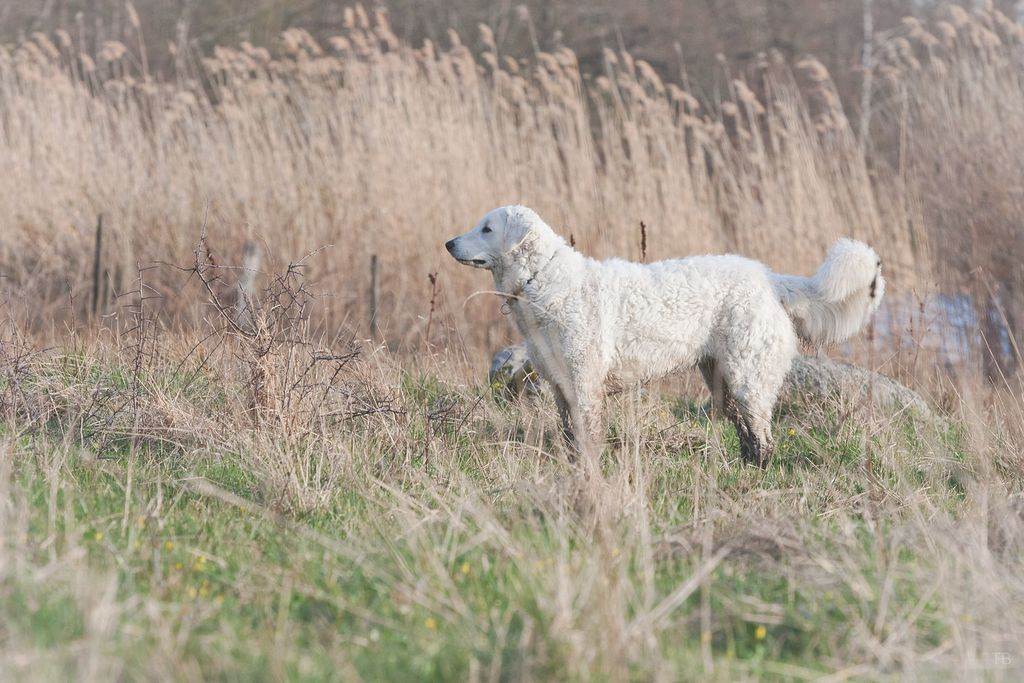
[[502, 208, 535, 253]]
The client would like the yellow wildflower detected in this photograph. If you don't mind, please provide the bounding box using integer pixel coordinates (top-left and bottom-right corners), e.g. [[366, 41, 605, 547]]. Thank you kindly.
[[460, 562, 471, 575], [425, 617, 437, 630], [164, 540, 174, 551], [755, 625, 767, 640]]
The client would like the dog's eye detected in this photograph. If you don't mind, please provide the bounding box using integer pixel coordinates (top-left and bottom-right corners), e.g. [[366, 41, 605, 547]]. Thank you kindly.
[[481, 226, 492, 234]]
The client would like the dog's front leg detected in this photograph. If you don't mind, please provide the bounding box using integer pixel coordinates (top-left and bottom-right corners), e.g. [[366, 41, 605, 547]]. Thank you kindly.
[[555, 375, 606, 462], [527, 329, 606, 461], [552, 385, 576, 452]]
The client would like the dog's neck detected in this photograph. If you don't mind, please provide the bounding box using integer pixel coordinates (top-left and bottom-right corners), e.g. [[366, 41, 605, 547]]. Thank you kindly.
[[492, 230, 565, 299]]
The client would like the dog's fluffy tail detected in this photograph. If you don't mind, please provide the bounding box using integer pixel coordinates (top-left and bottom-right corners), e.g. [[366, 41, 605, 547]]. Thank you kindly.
[[771, 238, 884, 346]]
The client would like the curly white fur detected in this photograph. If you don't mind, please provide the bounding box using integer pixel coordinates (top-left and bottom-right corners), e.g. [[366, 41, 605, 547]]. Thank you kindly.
[[446, 205, 884, 465], [770, 238, 884, 345]]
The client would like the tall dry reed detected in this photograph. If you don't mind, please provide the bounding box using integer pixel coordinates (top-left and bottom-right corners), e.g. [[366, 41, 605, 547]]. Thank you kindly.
[[0, 5, 1018, 382]]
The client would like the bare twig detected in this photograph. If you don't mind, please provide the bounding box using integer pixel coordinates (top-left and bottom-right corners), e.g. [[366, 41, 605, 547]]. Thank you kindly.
[[424, 272, 439, 350], [639, 221, 648, 263]]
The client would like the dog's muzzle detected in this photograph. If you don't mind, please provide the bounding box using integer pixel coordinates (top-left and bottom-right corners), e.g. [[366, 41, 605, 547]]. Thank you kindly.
[[445, 239, 487, 266]]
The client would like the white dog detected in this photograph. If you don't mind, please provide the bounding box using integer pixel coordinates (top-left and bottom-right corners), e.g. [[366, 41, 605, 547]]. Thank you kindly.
[[446, 206, 884, 465]]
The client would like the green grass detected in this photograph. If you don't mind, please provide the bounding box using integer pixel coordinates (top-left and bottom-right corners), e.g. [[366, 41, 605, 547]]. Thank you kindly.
[[0, 351, 1021, 681]]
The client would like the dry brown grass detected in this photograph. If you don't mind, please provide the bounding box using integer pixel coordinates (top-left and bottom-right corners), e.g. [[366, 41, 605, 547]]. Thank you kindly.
[[0, 9, 899, 349], [1, 7, 1018, 380]]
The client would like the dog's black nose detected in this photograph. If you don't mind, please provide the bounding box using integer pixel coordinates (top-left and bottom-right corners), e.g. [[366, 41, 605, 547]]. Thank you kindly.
[[445, 239, 456, 254]]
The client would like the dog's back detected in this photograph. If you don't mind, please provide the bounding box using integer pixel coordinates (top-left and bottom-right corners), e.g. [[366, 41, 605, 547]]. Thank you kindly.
[[588, 254, 788, 383]]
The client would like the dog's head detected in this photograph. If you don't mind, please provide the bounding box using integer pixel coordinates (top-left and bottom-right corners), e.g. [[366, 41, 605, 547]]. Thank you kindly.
[[444, 205, 547, 271]]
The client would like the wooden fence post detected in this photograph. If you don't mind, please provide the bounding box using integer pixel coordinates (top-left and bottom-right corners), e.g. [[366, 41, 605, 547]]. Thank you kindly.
[[234, 240, 261, 333], [91, 214, 103, 317], [369, 254, 380, 339]]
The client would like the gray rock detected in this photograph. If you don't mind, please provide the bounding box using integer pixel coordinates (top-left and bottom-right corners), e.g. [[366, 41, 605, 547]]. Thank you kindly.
[[488, 344, 542, 399], [783, 354, 936, 422], [490, 343, 936, 421]]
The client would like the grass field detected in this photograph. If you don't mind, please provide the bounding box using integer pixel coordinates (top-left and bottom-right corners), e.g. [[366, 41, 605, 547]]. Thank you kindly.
[[1, 4, 1024, 680], [1, 315, 1022, 679]]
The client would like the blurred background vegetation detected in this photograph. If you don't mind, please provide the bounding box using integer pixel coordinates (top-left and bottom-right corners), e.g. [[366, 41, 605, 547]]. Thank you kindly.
[[1, 1, 1021, 381], [4, 0, 1022, 103]]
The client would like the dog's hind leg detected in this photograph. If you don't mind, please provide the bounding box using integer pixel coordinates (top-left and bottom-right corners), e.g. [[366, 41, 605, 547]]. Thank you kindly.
[[731, 395, 774, 467], [716, 300, 796, 467], [701, 357, 770, 464], [720, 352, 790, 467], [698, 358, 737, 421]]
